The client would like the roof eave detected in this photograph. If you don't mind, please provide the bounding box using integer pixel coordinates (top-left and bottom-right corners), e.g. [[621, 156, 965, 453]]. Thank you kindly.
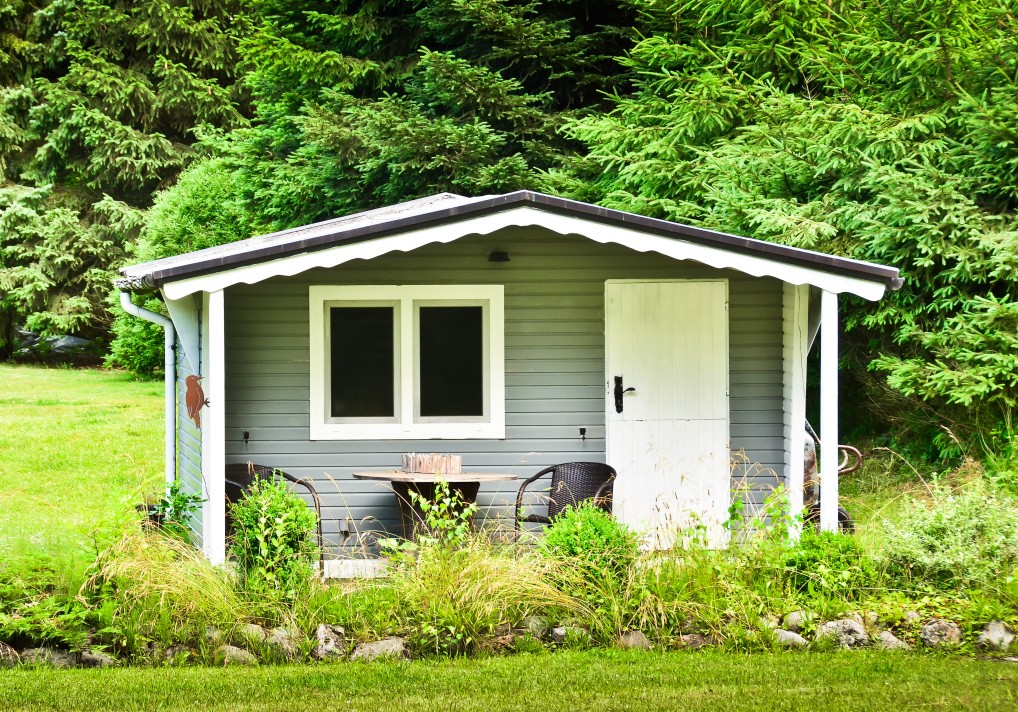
[[119, 191, 901, 292]]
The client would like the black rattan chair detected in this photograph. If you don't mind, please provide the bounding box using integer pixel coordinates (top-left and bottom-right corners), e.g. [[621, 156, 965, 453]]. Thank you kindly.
[[225, 462, 325, 570], [515, 461, 616, 532]]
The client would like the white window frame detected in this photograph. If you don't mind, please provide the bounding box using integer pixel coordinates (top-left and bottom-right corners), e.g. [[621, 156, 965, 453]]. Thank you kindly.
[[309, 285, 505, 440]]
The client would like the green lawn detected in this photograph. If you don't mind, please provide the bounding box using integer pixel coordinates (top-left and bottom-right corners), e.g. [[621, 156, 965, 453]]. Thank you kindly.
[[1, 650, 1015, 711], [0, 364, 163, 561]]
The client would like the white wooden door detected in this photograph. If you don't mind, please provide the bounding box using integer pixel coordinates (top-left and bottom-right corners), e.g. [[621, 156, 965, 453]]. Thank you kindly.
[[605, 280, 730, 548]]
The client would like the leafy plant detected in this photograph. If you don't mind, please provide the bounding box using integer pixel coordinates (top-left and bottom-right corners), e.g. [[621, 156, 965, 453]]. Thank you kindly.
[[151, 478, 204, 542], [228, 477, 318, 601], [407, 479, 478, 549], [784, 529, 876, 601]]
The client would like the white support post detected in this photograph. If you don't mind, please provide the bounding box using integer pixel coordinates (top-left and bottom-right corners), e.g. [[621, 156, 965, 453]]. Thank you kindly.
[[202, 290, 227, 564], [819, 289, 839, 532], [783, 284, 809, 539]]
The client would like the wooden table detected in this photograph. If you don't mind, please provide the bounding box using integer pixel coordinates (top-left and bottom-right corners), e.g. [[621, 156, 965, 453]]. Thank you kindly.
[[353, 471, 517, 540]]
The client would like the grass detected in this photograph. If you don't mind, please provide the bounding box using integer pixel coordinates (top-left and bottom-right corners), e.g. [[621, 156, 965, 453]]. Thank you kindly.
[[0, 364, 162, 564], [1, 650, 1015, 711]]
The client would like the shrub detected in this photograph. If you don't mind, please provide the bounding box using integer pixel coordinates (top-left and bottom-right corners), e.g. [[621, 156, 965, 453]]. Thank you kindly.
[[540, 501, 640, 580], [881, 479, 1018, 591], [784, 529, 876, 601], [539, 503, 642, 642], [228, 478, 318, 601]]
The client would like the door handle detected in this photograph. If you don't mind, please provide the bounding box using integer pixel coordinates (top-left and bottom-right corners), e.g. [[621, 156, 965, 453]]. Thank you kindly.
[[613, 376, 636, 413]]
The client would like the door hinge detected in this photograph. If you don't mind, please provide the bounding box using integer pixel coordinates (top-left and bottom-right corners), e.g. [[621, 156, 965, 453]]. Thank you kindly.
[[724, 301, 729, 311]]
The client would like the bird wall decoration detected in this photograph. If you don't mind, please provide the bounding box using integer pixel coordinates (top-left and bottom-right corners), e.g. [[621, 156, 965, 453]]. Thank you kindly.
[[185, 375, 209, 428]]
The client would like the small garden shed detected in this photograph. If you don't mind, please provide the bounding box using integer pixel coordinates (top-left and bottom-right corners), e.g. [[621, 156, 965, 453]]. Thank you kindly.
[[117, 191, 901, 568]]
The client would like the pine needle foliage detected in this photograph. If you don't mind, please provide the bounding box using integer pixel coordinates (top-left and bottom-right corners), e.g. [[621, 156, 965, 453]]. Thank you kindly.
[[0, 0, 249, 356], [565, 0, 1018, 453]]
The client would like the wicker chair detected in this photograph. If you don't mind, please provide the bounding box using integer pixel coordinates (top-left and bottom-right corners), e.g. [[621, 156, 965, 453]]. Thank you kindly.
[[224, 462, 324, 569], [515, 461, 616, 532]]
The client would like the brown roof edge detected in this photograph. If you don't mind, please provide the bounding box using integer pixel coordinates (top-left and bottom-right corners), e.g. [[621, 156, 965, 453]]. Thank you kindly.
[[127, 190, 903, 290]]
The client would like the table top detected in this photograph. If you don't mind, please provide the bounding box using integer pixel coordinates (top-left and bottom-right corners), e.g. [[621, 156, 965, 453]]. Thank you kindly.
[[353, 470, 517, 483]]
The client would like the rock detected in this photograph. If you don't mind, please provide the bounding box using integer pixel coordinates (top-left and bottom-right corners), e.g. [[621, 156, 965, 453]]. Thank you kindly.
[[760, 616, 779, 630], [865, 612, 880, 628], [0, 642, 19, 668], [523, 615, 547, 638], [265, 627, 299, 660], [493, 622, 512, 637], [215, 644, 258, 666], [163, 645, 193, 665], [205, 626, 223, 644], [20, 648, 75, 668], [237, 623, 268, 643], [904, 611, 921, 624], [678, 633, 715, 650], [48, 335, 93, 354], [550, 626, 588, 644], [875, 631, 910, 651], [774, 629, 808, 648], [782, 611, 808, 634], [816, 619, 868, 648], [350, 638, 406, 662], [848, 613, 864, 625], [491, 634, 515, 651], [976, 621, 1015, 651], [313, 624, 346, 660], [618, 630, 653, 650], [920, 619, 961, 648], [78, 649, 118, 668]]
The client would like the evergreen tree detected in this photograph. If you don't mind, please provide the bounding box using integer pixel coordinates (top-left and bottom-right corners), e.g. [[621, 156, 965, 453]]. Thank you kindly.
[[0, 0, 248, 357], [229, 0, 636, 229], [565, 0, 1018, 453]]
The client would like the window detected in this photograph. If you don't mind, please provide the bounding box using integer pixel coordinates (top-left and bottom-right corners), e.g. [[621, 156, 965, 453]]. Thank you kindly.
[[309, 285, 505, 439]]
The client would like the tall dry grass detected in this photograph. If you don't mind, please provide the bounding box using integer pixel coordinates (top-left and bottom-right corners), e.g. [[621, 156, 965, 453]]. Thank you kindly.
[[88, 527, 249, 636]]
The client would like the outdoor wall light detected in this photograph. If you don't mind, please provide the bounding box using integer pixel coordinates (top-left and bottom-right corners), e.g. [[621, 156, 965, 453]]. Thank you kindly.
[[488, 250, 510, 263]]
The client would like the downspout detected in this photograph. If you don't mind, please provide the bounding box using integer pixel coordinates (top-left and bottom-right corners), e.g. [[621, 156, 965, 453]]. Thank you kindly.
[[119, 291, 176, 489]]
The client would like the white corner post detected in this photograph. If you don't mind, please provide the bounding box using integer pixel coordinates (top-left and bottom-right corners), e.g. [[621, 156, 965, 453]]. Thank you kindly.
[[819, 289, 839, 532], [201, 290, 227, 564], [783, 284, 809, 539]]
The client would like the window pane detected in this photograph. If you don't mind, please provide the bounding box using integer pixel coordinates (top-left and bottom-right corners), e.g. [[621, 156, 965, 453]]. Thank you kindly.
[[419, 306, 484, 417], [330, 307, 395, 418]]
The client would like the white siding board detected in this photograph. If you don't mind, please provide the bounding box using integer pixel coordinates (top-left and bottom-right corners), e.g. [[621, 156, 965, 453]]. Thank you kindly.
[[223, 229, 784, 551]]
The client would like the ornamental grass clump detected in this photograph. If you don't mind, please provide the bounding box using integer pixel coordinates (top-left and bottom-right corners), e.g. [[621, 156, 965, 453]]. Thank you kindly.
[[385, 482, 580, 655], [89, 527, 247, 647]]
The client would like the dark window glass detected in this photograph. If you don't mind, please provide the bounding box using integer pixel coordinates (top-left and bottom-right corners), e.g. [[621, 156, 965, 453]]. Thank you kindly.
[[330, 307, 395, 418], [419, 306, 484, 417]]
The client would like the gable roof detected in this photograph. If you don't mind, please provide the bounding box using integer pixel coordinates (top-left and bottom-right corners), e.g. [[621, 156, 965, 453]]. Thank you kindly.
[[119, 190, 902, 301]]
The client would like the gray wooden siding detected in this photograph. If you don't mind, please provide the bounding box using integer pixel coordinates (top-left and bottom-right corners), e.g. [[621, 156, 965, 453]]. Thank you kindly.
[[223, 228, 784, 551], [176, 338, 204, 546]]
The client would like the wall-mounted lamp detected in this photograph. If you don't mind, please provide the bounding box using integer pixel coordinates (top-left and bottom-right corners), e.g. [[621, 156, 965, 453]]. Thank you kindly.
[[242, 430, 250, 445], [488, 250, 511, 263]]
